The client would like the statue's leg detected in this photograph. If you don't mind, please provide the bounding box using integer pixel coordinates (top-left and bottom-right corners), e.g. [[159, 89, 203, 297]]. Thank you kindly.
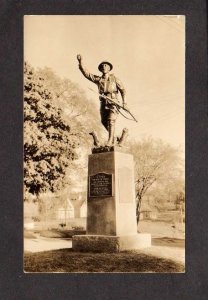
[[106, 110, 118, 146], [106, 120, 115, 146], [100, 106, 108, 131], [101, 119, 108, 131]]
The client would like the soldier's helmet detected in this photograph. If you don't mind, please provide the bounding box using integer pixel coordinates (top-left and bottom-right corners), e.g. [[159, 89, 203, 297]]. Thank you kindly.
[[98, 61, 113, 72]]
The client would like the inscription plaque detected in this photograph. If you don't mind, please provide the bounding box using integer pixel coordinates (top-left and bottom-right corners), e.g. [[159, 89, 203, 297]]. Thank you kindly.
[[89, 172, 113, 197]]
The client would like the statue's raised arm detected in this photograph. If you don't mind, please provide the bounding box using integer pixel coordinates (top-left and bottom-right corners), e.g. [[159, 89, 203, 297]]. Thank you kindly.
[[77, 54, 100, 83], [77, 54, 82, 62], [77, 55, 131, 147]]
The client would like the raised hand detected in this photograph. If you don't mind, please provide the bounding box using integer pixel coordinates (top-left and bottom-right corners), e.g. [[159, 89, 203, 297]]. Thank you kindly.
[[77, 54, 82, 62]]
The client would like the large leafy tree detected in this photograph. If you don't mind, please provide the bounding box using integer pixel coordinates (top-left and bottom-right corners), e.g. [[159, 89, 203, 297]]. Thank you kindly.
[[35, 66, 104, 194], [36, 66, 103, 148], [24, 62, 80, 198], [129, 138, 184, 223]]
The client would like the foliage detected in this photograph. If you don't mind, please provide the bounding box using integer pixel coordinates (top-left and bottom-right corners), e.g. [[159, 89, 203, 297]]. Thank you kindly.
[[24, 62, 80, 197], [145, 174, 185, 211], [35, 67, 103, 193], [129, 137, 184, 223], [36, 66, 102, 147]]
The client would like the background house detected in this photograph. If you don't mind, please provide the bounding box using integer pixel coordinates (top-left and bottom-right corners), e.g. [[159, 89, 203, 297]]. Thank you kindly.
[[24, 191, 87, 230]]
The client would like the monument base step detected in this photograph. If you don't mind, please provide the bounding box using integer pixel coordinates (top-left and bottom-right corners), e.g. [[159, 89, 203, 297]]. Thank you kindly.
[[72, 234, 151, 253]]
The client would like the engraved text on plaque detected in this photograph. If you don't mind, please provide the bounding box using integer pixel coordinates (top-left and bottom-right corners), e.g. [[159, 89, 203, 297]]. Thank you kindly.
[[89, 172, 113, 197]]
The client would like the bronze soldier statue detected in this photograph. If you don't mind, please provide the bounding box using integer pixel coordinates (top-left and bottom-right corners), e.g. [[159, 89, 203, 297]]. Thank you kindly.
[[77, 54, 127, 146]]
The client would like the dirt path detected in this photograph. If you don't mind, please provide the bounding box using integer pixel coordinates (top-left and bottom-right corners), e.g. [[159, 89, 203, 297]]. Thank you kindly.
[[24, 236, 72, 253], [139, 246, 185, 264]]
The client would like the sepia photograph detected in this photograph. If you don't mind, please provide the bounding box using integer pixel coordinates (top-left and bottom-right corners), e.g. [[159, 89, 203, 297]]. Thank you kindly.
[[23, 15, 185, 273]]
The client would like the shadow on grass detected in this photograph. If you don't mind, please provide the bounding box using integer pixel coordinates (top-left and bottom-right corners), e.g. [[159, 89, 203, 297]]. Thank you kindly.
[[24, 248, 184, 273]]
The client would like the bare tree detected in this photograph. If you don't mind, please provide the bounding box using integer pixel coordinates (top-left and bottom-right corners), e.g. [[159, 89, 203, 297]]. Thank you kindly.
[[129, 137, 183, 223]]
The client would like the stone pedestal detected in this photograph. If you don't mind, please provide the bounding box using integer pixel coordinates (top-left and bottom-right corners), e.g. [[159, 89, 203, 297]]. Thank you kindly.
[[72, 149, 151, 252], [72, 234, 151, 253]]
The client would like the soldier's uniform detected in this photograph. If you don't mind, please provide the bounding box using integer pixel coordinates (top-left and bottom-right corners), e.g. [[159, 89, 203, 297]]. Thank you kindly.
[[78, 61, 126, 144]]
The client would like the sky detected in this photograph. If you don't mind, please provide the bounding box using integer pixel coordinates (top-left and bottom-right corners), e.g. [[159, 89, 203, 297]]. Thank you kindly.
[[24, 15, 185, 152]]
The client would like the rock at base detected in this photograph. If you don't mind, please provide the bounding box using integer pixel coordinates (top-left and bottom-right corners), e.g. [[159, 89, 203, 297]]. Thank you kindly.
[[72, 234, 151, 253]]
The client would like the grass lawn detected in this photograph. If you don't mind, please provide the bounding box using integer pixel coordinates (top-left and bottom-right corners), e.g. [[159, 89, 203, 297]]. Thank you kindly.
[[24, 249, 184, 273]]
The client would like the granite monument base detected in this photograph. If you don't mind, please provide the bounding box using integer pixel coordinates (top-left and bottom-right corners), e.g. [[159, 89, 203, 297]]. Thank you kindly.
[[72, 234, 151, 253], [72, 148, 151, 253]]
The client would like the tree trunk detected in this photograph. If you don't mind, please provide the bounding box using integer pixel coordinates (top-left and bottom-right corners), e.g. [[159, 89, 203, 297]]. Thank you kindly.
[[136, 196, 142, 224]]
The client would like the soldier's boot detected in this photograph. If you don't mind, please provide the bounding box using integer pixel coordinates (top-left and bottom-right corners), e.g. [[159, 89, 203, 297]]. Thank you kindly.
[[118, 128, 129, 146], [89, 131, 100, 147], [106, 121, 115, 146]]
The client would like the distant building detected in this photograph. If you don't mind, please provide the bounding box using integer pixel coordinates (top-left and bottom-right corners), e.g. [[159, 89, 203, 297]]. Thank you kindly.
[[140, 199, 158, 220], [57, 199, 75, 221], [69, 192, 87, 218], [24, 201, 39, 219], [80, 200, 87, 218], [140, 209, 157, 220], [24, 191, 87, 230], [24, 201, 39, 229]]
